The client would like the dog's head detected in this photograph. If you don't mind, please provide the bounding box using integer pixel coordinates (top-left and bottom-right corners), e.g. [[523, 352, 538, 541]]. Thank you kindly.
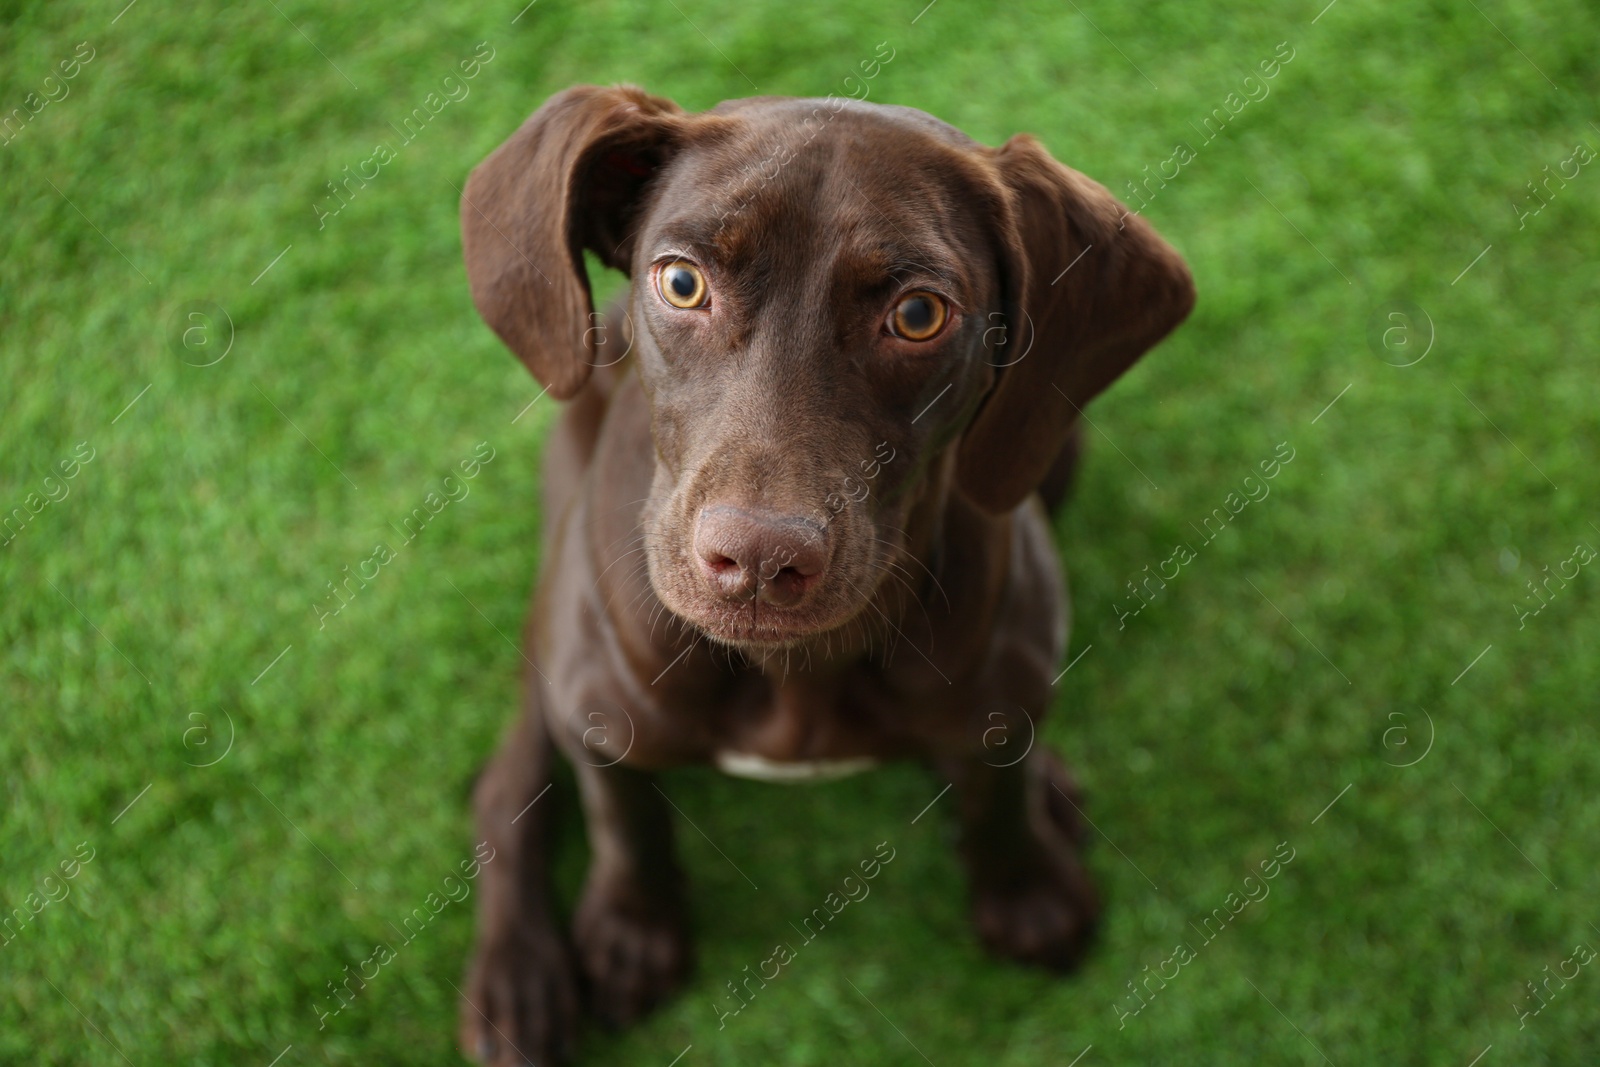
[[463, 86, 1193, 649]]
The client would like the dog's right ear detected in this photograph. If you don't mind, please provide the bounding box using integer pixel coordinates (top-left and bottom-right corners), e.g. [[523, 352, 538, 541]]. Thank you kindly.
[[462, 85, 693, 398]]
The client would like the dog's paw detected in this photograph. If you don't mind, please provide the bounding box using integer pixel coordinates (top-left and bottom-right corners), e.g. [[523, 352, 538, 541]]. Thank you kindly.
[[459, 924, 579, 1066], [573, 878, 694, 1029], [971, 838, 1100, 972]]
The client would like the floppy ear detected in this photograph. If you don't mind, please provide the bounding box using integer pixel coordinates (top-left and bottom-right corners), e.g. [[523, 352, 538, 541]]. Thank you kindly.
[[956, 134, 1195, 514], [461, 84, 691, 399]]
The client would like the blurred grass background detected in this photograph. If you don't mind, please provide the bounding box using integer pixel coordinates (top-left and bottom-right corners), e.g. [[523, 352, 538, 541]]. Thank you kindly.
[[3, 0, 1598, 1063]]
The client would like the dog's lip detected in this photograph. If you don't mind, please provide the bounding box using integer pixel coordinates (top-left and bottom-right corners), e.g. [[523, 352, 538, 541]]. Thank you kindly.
[[677, 599, 851, 648]]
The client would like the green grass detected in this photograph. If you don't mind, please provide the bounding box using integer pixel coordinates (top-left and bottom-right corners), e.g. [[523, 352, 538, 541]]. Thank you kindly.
[[4, 0, 1598, 1063]]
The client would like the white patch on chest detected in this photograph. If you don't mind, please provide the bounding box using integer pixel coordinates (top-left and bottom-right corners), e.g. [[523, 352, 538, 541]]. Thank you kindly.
[[714, 751, 879, 783]]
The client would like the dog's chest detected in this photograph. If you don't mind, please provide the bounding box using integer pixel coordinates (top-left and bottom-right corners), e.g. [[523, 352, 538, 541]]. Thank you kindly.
[[706, 672, 891, 783]]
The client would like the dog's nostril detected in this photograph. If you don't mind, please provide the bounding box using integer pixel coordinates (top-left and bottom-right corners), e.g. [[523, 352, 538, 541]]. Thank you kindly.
[[759, 566, 816, 608], [703, 553, 739, 575]]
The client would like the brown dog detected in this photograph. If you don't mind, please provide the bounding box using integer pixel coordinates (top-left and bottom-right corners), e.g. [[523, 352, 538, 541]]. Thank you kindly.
[[457, 85, 1193, 1064]]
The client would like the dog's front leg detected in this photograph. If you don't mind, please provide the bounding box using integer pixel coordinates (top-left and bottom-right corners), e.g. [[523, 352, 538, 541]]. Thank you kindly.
[[461, 704, 579, 1066], [567, 756, 694, 1028], [938, 748, 1101, 971]]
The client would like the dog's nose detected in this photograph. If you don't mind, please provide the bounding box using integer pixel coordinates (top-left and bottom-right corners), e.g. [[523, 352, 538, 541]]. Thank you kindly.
[[693, 505, 828, 607]]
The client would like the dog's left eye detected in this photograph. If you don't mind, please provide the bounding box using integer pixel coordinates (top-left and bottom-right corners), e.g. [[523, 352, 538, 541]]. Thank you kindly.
[[888, 291, 948, 341], [657, 261, 709, 309]]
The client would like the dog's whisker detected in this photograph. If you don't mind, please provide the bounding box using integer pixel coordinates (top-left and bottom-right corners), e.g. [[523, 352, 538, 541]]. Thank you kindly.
[[582, 493, 670, 533], [591, 539, 648, 594], [873, 530, 952, 612], [867, 556, 937, 638], [603, 557, 656, 619]]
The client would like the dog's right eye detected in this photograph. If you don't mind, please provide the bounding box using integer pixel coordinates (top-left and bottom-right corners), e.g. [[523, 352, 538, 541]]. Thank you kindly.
[[889, 291, 949, 341], [657, 261, 709, 309]]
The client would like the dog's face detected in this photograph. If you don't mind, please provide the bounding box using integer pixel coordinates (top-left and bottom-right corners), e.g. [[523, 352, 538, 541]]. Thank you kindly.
[[628, 100, 1009, 648], [462, 88, 1193, 650]]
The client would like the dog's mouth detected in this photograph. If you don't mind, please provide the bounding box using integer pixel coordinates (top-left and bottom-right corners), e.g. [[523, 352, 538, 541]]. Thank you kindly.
[[676, 594, 865, 650]]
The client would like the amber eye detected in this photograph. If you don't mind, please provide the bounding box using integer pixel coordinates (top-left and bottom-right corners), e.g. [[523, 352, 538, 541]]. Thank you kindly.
[[889, 291, 948, 341], [657, 261, 708, 309]]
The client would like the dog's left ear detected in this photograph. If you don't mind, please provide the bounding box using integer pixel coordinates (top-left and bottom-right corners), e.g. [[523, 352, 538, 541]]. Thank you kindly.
[[956, 134, 1195, 514]]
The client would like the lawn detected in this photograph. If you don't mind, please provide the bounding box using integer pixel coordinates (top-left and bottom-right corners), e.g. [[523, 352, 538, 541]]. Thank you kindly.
[[3, 0, 1598, 1063]]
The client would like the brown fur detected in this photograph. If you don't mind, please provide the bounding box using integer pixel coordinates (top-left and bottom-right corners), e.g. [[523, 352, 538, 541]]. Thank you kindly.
[[457, 85, 1194, 1064]]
